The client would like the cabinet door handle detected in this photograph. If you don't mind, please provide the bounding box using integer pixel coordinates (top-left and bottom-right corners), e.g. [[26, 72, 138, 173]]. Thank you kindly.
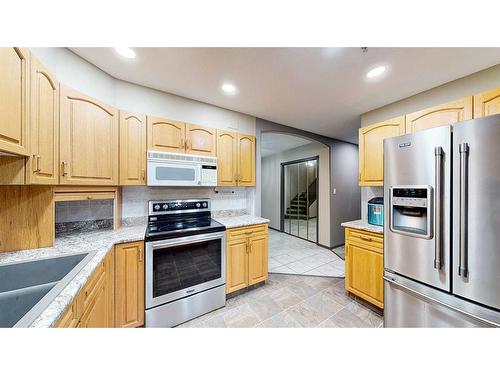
[[180, 138, 184, 148], [33, 155, 41, 173], [61, 161, 68, 176], [359, 235, 372, 241], [138, 248, 143, 262], [185, 139, 188, 149], [186, 139, 190, 149], [141, 169, 146, 181]]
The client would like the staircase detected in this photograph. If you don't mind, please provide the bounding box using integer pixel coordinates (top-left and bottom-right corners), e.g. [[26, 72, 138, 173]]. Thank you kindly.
[[285, 179, 317, 220]]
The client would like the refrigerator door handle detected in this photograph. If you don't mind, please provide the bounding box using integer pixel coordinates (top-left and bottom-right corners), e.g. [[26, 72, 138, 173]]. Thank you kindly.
[[434, 146, 443, 269], [459, 143, 469, 278]]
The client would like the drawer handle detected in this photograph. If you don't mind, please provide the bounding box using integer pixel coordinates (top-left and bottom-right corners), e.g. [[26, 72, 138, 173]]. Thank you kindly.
[[245, 231, 253, 235], [359, 235, 372, 241]]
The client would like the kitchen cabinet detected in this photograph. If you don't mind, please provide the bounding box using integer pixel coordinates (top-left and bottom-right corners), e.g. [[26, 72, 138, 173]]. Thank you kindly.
[[0, 47, 30, 156], [226, 224, 268, 294], [216, 130, 238, 186], [114, 241, 144, 328], [405, 96, 473, 134], [186, 124, 216, 156], [59, 85, 119, 185], [119, 111, 146, 185], [358, 116, 405, 186], [236, 134, 256, 186], [345, 228, 383, 308], [474, 88, 500, 118], [56, 249, 114, 328], [28, 56, 59, 185], [147, 116, 185, 153]]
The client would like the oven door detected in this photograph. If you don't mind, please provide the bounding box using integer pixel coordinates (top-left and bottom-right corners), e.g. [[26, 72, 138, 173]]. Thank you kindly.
[[145, 231, 226, 309], [147, 160, 201, 186]]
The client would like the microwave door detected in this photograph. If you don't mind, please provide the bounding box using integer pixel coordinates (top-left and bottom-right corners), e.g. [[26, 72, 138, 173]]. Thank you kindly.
[[148, 162, 200, 186]]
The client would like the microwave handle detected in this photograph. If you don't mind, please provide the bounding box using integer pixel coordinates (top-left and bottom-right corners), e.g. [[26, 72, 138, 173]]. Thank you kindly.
[[196, 165, 202, 185]]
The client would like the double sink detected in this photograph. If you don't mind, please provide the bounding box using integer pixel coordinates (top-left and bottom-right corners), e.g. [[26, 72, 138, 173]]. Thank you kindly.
[[0, 251, 96, 327]]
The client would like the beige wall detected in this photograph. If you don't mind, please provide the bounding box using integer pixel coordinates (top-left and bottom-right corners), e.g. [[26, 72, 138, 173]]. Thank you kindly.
[[359, 63, 500, 220], [261, 142, 330, 246]]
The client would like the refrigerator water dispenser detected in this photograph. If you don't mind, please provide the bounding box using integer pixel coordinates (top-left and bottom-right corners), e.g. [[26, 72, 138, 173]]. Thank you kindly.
[[390, 186, 433, 239]]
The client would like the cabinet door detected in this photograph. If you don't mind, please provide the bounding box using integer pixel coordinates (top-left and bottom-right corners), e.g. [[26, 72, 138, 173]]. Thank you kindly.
[[119, 111, 146, 185], [115, 241, 144, 328], [55, 300, 80, 328], [216, 130, 238, 186], [345, 241, 383, 308], [186, 124, 216, 156], [248, 234, 268, 286], [405, 96, 472, 134], [0, 47, 30, 156], [60, 85, 118, 185], [474, 88, 500, 118], [237, 134, 255, 186], [147, 116, 185, 153], [226, 238, 249, 293], [28, 57, 59, 185], [359, 116, 405, 186]]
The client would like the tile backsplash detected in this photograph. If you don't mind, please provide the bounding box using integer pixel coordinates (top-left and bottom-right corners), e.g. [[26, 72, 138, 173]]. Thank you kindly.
[[56, 199, 114, 223], [121, 186, 255, 219]]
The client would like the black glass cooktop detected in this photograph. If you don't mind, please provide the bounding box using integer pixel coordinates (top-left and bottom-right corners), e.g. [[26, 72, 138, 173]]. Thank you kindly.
[[145, 217, 225, 241]]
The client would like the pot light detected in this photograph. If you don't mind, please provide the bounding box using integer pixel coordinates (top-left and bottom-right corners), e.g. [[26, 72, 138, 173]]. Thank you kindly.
[[221, 83, 237, 95], [114, 47, 136, 59], [366, 65, 386, 78]]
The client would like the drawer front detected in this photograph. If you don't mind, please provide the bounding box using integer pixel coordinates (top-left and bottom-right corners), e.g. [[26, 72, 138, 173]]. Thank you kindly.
[[227, 224, 268, 242], [346, 228, 383, 251], [80, 262, 106, 312]]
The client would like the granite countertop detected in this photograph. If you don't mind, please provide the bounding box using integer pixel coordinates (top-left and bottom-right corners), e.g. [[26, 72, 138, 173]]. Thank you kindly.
[[214, 215, 270, 229], [0, 222, 147, 328], [341, 219, 384, 234]]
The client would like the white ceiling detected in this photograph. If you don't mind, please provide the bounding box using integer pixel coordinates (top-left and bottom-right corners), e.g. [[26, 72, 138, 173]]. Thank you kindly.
[[261, 133, 313, 157], [70, 47, 500, 143]]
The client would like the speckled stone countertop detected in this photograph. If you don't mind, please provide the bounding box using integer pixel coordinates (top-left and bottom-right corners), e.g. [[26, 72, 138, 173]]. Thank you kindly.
[[0, 222, 147, 328], [214, 215, 270, 229], [341, 219, 384, 234]]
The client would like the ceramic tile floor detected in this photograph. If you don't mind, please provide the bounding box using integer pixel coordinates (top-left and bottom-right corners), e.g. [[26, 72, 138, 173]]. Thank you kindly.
[[177, 273, 383, 328], [268, 229, 345, 277]]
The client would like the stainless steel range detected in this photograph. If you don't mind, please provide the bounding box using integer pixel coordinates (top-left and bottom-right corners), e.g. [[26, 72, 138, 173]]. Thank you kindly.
[[144, 198, 226, 327]]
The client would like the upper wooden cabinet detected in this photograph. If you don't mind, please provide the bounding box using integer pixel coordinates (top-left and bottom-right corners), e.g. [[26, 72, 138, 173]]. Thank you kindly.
[[119, 111, 146, 185], [186, 124, 216, 156], [28, 57, 59, 185], [359, 116, 405, 186], [216, 130, 238, 186], [237, 134, 256, 186], [59, 85, 119, 185], [147, 116, 185, 153], [405, 96, 473, 134], [0, 48, 30, 156], [474, 88, 500, 118]]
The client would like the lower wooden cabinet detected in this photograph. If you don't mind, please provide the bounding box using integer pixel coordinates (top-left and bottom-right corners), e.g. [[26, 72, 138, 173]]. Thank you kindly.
[[114, 241, 144, 328], [226, 224, 268, 294], [345, 228, 383, 309]]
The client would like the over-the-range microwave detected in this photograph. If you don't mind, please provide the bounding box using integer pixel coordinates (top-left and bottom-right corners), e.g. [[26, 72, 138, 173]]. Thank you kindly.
[[147, 151, 217, 187]]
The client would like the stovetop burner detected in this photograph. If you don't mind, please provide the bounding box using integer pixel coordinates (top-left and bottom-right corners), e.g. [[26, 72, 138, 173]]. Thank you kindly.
[[144, 199, 225, 241]]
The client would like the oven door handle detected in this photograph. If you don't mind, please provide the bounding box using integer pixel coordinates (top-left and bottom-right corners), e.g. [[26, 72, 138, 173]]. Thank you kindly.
[[151, 232, 225, 250]]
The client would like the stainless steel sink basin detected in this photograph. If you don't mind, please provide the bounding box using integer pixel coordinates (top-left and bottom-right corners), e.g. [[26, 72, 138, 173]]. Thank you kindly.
[[0, 251, 96, 327]]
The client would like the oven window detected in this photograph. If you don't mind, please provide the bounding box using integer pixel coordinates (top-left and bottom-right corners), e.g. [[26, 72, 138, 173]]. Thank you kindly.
[[156, 166, 195, 181], [152, 239, 222, 297]]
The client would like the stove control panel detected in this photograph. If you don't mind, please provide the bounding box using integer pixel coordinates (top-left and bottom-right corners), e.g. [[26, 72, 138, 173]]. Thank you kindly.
[[149, 199, 210, 214]]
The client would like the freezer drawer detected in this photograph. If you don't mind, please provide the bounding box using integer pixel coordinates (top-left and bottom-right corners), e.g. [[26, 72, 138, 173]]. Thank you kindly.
[[384, 273, 500, 328]]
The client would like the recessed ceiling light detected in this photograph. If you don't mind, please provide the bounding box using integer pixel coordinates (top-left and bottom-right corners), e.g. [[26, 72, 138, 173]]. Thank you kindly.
[[366, 65, 386, 78], [114, 47, 136, 59], [221, 83, 237, 95]]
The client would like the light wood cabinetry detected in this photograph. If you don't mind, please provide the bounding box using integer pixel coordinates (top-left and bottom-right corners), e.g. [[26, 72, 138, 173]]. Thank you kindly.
[[236, 134, 256, 186], [216, 130, 238, 186], [119, 111, 146, 185], [358, 116, 405, 186], [226, 224, 268, 294], [59, 85, 118, 185], [114, 241, 144, 328], [56, 249, 115, 328], [474, 88, 500, 118], [345, 228, 383, 308], [405, 96, 473, 134], [28, 57, 59, 185], [0, 47, 30, 156], [147, 116, 185, 153], [186, 124, 216, 156]]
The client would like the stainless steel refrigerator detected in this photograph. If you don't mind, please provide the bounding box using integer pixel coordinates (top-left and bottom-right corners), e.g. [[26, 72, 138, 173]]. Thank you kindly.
[[383, 114, 500, 327]]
